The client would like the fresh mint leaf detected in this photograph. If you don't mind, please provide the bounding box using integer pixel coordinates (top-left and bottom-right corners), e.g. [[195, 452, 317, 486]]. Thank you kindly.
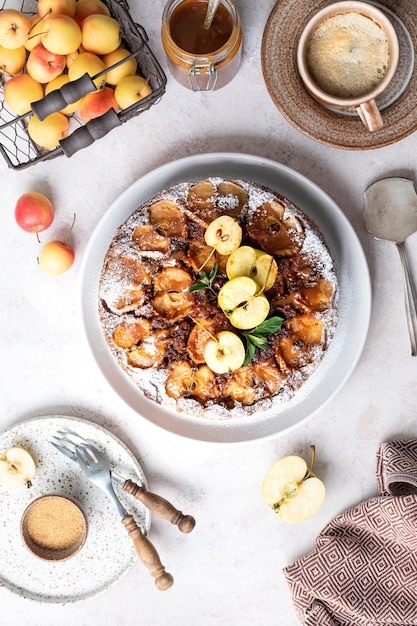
[[243, 341, 256, 367], [241, 315, 284, 366], [189, 262, 219, 294], [251, 316, 283, 335]]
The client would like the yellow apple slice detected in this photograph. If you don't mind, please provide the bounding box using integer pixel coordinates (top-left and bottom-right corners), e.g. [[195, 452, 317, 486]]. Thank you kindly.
[[203, 330, 245, 374], [218, 276, 270, 330], [0, 447, 36, 489], [252, 251, 278, 290], [226, 245, 257, 280], [226, 246, 278, 291], [261, 446, 325, 523], [204, 215, 242, 256]]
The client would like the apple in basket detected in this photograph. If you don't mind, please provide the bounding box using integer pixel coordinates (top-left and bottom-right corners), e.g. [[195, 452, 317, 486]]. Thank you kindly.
[[81, 14, 120, 55], [37, 0, 77, 18], [74, 0, 110, 26], [3, 73, 44, 116], [0, 447, 36, 489], [26, 43, 66, 83], [0, 9, 31, 49], [0, 43, 26, 75], [262, 445, 326, 523], [27, 111, 69, 149], [68, 51, 107, 89], [114, 75, 152, 109], [40, 14, 82, 55], [79, 86, 118, 123], [102, 46, 138, 86]]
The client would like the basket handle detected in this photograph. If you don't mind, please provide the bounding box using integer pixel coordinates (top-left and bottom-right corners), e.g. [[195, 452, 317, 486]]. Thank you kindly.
[[31, 74, 96, 121], [59, 108, 121, 158]]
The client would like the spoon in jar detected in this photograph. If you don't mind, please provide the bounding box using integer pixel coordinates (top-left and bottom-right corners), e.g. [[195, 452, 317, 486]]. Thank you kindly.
[[364, 177, 417, 356], [203, 0, 221, 29]]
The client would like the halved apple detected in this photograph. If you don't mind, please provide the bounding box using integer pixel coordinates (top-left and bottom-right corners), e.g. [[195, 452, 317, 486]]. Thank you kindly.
[[0, 447, 36, 489], [204, 215, 242, 256], [203, 330, 245, 374], [261, 446, 325, 523], [226, 246, 278, 290], [218, 276, 270, 330]]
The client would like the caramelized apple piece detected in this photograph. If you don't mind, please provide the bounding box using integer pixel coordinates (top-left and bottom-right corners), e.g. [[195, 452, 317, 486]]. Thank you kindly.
[[288, 315, 324, 345], [223, 359, 283, 406], [189, 365, 217, 403], [148, 199, 188, 238], [101, 255, 151, 314], [246, 200, 305, 257], [152, 291, 193, 321], [113, 318, 151, 349], [166, 360, 193, 399], [217, 180, 248, 216], [127, 329, 170, 368], [132, 224, 170, 254], [276, 315, 324, 370], [153, 266, 193, 293], [299, 280, 334, 311], [187, 180, 219, 223]]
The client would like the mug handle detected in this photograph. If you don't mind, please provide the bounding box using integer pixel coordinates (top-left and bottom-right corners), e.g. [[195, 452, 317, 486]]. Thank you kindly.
[[356, 100, 383, 132]]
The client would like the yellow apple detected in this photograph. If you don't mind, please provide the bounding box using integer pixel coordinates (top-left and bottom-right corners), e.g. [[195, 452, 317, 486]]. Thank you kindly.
[[26, 43, 66, 83], [204, 215, 242, 256], [68, 50, 107, 88], [45, 74, 82, 114], [0, 9, 31, 49], [203, 331, 245, 374], [38, 239, 75, 274], [27, 111, 69, 149], [24, 14, 46, 51], [226, 245, 278, 291], [41, 14, 81, 55], [261, 446, 325, 523], [74, 0, 110, 25], [217, 276, 270, 330], [79, 85, 117, 122], [0, 44, 26, 75], [102, 46, 137, 85], [38, 0, 77, 18], [114, 75, 151, 109], [3, 73, 44, 115], [81, 14, 120, 55]]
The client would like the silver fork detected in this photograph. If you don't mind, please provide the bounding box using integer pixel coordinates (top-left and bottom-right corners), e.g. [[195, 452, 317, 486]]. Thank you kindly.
[[51, 431, 195, 533], [74, 442, 173, 590]]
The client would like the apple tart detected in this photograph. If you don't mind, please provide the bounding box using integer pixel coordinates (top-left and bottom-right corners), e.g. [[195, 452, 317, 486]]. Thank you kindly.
[[98, 178, 338, 418]]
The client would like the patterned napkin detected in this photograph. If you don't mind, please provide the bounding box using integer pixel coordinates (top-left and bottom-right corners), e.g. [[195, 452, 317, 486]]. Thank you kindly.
[[283, 440, 417, 626]]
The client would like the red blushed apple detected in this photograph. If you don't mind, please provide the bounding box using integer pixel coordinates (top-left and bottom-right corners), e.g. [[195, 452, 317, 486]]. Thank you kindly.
[[3, 73, 44, 115], [79, 86, 118, 123], [26, 43, 66, 84], [38, 240, 75, 275], [15, 191, 54, 235], [0, 9, 31, 50], [74, 0, 110, 26]]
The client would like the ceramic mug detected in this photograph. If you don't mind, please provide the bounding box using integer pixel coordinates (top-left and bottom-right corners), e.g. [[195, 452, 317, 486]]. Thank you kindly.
[[296, 1, 399, 132]]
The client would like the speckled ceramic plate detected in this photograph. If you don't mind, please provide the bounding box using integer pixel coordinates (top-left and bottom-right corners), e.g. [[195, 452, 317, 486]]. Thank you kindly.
[[262, 0, 417, 149], [79, 152, 371, 443], [0, 415, 150, 603]]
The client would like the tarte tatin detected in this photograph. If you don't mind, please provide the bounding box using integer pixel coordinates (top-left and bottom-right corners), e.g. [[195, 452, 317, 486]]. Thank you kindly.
[[98, 178, 338, 418]]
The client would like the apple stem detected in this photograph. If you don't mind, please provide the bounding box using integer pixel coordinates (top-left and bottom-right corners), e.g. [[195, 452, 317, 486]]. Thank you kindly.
[[197, 247, 215, 273], [28, 8, 52, 36], [305, 444, 316, 479], [190, 317, 218, 344], [63, 213, 76, 244]]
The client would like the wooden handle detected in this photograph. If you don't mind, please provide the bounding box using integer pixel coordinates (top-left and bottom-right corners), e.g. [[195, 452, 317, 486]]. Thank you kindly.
[[122, 515, 173, 591], [123, 479, 196, 533]]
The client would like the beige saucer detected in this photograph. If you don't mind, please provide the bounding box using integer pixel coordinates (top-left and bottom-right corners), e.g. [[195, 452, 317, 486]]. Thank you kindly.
[[262, 0, 417, 149]]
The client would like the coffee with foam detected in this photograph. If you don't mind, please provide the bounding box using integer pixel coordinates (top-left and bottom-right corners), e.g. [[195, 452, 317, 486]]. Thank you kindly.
[[306, 12, 390, 98]]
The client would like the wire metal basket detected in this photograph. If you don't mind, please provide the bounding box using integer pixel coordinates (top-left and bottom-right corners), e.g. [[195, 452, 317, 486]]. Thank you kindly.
[[0, 0, 167, 169]]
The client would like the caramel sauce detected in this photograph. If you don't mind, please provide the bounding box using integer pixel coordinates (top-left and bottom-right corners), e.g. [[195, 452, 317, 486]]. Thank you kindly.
[[170, 0, 233, 54]]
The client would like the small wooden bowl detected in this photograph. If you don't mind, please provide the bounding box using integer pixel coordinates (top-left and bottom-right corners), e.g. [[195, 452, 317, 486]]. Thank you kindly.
[[21, 494, 88, 562]]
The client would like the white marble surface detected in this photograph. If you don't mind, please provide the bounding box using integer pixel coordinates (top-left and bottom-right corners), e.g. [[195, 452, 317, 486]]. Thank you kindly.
[[1, 0, 417, 624]]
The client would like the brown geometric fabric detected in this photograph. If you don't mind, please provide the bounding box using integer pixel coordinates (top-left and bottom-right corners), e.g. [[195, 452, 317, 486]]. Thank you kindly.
[[283, 440, 417, 626]]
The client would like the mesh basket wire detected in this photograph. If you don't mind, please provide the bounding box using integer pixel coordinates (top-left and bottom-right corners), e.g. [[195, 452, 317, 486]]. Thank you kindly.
[[0, 0, 167, 169]]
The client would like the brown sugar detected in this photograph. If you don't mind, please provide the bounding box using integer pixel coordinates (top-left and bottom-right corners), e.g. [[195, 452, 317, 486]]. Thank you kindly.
[[26, 495, 85, 551]]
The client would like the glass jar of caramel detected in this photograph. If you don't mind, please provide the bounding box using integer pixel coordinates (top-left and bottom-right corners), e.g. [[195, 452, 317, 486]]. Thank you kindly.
[[161, 0, 243, 92]]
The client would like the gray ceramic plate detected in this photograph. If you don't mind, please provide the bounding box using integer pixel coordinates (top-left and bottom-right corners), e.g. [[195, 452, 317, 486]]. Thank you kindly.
[[262, 0, 416, 149], [0, 415, 150, 603], [79, 152, 371, 443]]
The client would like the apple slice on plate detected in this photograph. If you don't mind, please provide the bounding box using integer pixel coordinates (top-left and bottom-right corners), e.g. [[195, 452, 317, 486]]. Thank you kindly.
[[204, 215, 242, 256], [0, 447, 36, 489], [218, 276, 270, 330], [203, 330, 245, 374], [262, 446, 325, 523]]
